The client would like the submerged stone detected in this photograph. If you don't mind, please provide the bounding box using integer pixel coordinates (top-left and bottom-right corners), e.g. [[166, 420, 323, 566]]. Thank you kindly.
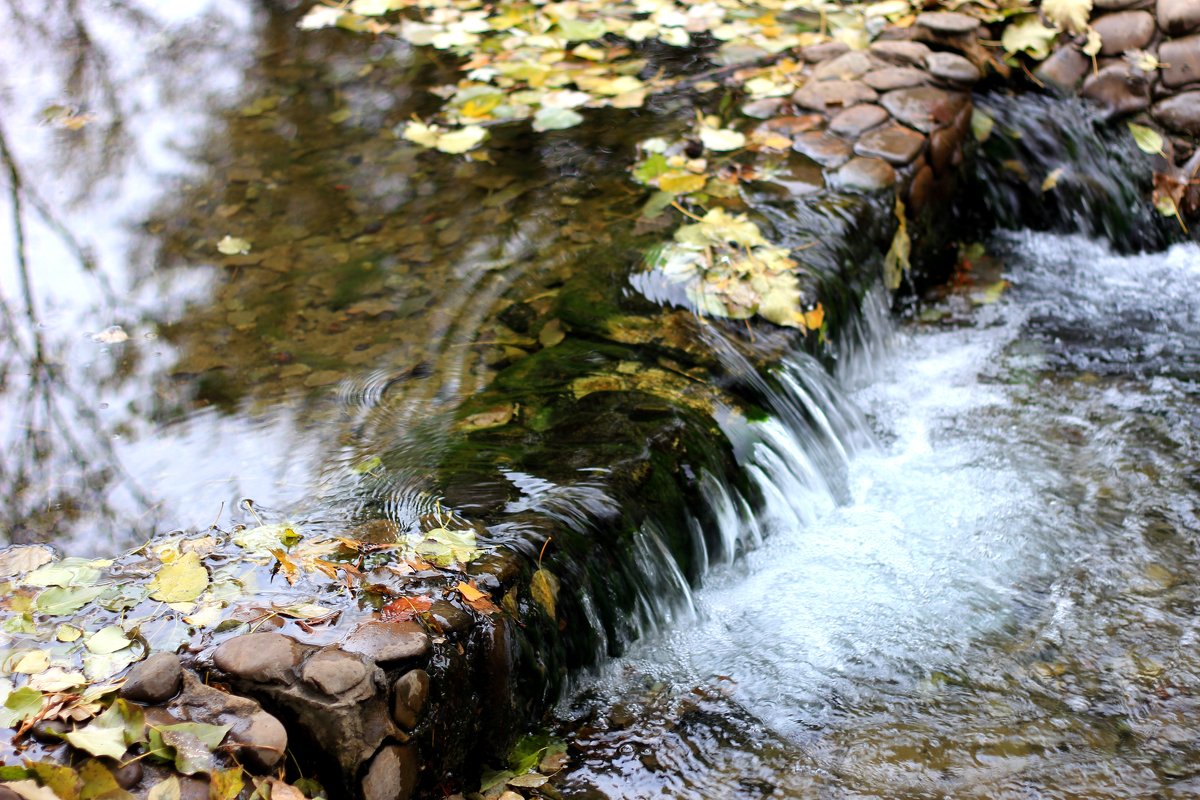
[[854, 124, 927, 166]]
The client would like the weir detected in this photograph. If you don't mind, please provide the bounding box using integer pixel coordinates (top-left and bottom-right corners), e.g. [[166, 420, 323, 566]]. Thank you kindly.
[[1, 2, 1198, 799]]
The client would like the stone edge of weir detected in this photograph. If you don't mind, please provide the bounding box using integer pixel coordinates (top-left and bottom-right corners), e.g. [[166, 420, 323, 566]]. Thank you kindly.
[[3, 3, 1200, 799]]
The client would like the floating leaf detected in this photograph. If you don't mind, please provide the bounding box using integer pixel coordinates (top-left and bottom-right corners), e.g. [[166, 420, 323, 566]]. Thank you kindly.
[[85, 625, 131, 655], [1128, 122, 1164, 156], [297, 6, 344, 30], [146, 777, 182, 800], [530, 568, 560, 620], [65, 703, 129, 760], [216, 236, 251, 256], [12, 650, 50, 674], [699, 128, 746, 152], [0, 687, 46, 728], [413, 528, 481, 566], [149, 552, 208, 604], [479, 770, 516, 792], [0, 545, 54, 579], [434, 126, 488, 154], [557, 17, 607, 42], [35, 585, 104, 616], [234, 524, 299, 556], [460, 405, 514, 432], [533, 107, 584, 132], [402, 121, 441, 148], [23, 558, 105, 588], [658, 173, 707, 193]]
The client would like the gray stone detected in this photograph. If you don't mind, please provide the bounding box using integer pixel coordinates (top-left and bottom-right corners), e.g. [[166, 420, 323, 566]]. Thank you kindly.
[[1159, 0, 1200, 35], [792, 79, 878, 112], [741, 97, 783, 119], [869, 40, 931, 66], [179, 777, 210, 800], [758, 114, 824, 135], [1096, 0, 1143, 8], [863, 66, 928, 91], [1160, 35, 1200, 87], [792, 131, 853, 167], [169, 672, 287, 773], [800, 41, 850, 63], [213, 632, 300, 685], [927, 52, 981, 84], [120, 653, 182, 705], [916, 11, 981, 35], [1093, 10, 1157, 55], [853, 124, 927, 166], [828, 104, 890, 136], [342, 620, 431, 665], [830, 157, 896, 193], [362, 745, 419, 800], [392, 669, 430, 730], [1081, 63, 1151, 117], [814, 51, 877, 81], [112, 758, 143, 790], [302, 649, 371, 696], [235, 710, 289, 773], [1035, 45, 1090, 91], [1153, 90, 1200, 135], [880, 86, 968, 133]]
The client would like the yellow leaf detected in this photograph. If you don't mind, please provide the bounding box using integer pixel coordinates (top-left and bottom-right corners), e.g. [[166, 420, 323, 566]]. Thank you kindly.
[[461, 94, 503, 117], [456, 581, 486, 602], [1041, 166, 1064, 192], [149, 551, 209, 604], [658, 173, 707, 193], [803, 303, 825, 331], [530, 568, 560, 620], [1043, 0, 1092, 34], [1128, 122, 1164, 156], [883, 198, 910, 292]]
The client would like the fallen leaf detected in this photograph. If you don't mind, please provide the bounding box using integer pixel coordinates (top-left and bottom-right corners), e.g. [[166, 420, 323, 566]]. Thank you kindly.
[[699, 128, 746, 152], [1043, 0, 1091, 34], [146, 777, 181, 800], [533, 107, 584, 132], [530, 568, 560, 620], [1041, 166, 1064, 192], [216, 236, 251, 256], [149, 552, 208, 604], [461, 405, 514, 431], [435, 125, 488, 154], [0, 545, 54, 579], [65, 703, 129, 760], [1128, 122, 1164, 156], [85, 624, 131, 655], [381, 595, 433, 622]]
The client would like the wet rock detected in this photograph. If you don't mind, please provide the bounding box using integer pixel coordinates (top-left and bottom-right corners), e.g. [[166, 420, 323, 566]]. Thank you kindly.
[[362, 745, 419, 800], [302, 649, 371, 696], [916, 11, 981, 35], [1160, 35, 1200, 88], [179, 777, 210, 800], [792, 131, 853, 167], [792, 79, 878, 112], [828, 104, 890, 137], [170, 672, 287, 772], [814, 51, 877, 81], [863, 66, 928, 91], [926, 52, 981, 84], [428, 600, 473, 634], [800, 41, 849, 63], [880, 86, 968, 133], [854, 123, 926, 166], [342, 620, 431, 665], [120, 653, 182, 704], [929, 125, 962, 174], [213, 632, 301, 685], [1093, 10, 1157, 55], [759, 114, 824, 135], [1035, 45, 1090, 91], [1095, 0, 1144, 7], [869, 40, 931, 66], [30, 718, 69, 744], [111, 757, 143, 789], [830, 157, 896, 193], [1159, 0, 1200, 35], [1081, 63, 1151, 117], [392, 669, 430, 730], [1153, 90, 1200, 135], [908, 162, 935, 214], [741, 97, 783, 119]]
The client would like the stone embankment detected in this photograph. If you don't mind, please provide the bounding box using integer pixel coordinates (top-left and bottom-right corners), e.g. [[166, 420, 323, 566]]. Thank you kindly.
[[0, 4, 1195, 800]]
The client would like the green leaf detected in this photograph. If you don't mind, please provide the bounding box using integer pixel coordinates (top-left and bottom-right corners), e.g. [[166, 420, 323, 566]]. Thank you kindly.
[[971, 110, 994, 143], [479, 769, 516, 792], [34, 585, 104, 615], [29, 762, 80, 800], [78, 759, 130, 800], [22, 557, 104, 588], [65, 703, 129, 760], [533, 107, 584, 132], [508, 732, 566, 773], [0, 687, 46, 728], [633, 153, 669, 185], [1001, 15, 1057, 59], [234, 524, 299, 556], [149, 552, 209, 604], [413, 528, 480, 566], [1128, 122, 1164, 155], [84, 625, 131, 655], [0, 766, 30, 781], [530, 568, 560, 620], [149, 722, 230, 775], [557, 18, 606, 42]]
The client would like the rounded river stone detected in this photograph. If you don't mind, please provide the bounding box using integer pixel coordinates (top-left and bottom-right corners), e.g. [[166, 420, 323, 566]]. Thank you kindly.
[[234, 710, 288, 772], [1093, 10, 1157, 55], [1081, 63, 1151, 117], [1158, 0, 1200, 36], [813, 51, 877, 81], [792, 131, 853, 167], [302, 649, 370, 696], [869, 40, 931, 66], [392, 669, 430, 730], [1035, 46, 1090, 91], [881, 86, 968, 132], [112, 758, 143, 790], [1153, 90, 1200, 135], [342, 620, 431, 665], [759, 114, 824, 135], [854, 124, 926, 166], [800, 40, 849, 63], [916, 11, 981, 35], [362, 745, 419, 800], [213, 632, 300, 684], [830, 157, 896, 193], [120, 652, 182, 704], [828, 104, 890, 137], [926, 52, 981, 84], [792, 79, 878, 112], [863, 66, 928, 91], [1160, 35, 1200, 88]]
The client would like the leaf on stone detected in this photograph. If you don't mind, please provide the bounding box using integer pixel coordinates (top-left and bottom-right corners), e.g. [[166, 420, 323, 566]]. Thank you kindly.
[[146, 777, 181, 800], [20, 765, 77, 800], [1128, 122, 1164, 156], [77, 759, 130, 800], [883, 198, 910, 292], [85, 625, 131, 655], [533, 107, 583, 132], [530, 568, 560, 620], [65, 703, 129, 760], [1082, 26, 1102, 57], [971, 109, 994, 143], [460, 405, 514, 432], [216, 236, 251, 256], [149, 552, 208, 604], [699, 128, 746, 152], [413, 527, 481, 566], [28, 667, 86, 693], [35, 585, 104, 616], [658, 173, 707, 193], [1001, 16, 1057, 59], [380, 595, 433, 622], [1042, 0, 1091, 34], [150, 722, 229, 775]]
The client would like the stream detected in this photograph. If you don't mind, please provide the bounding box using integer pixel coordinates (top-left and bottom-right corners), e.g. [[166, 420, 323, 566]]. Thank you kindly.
[[556, 231, 1200, 799]]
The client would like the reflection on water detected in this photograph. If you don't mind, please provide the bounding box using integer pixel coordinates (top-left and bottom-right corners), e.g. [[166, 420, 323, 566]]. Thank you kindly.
[[557, 232, 1200, 799], [0, 1, 673, 554]]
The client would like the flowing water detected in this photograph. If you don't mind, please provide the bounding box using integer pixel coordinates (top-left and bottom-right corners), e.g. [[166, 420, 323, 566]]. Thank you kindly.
[[556, 232, 1200, 799]]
